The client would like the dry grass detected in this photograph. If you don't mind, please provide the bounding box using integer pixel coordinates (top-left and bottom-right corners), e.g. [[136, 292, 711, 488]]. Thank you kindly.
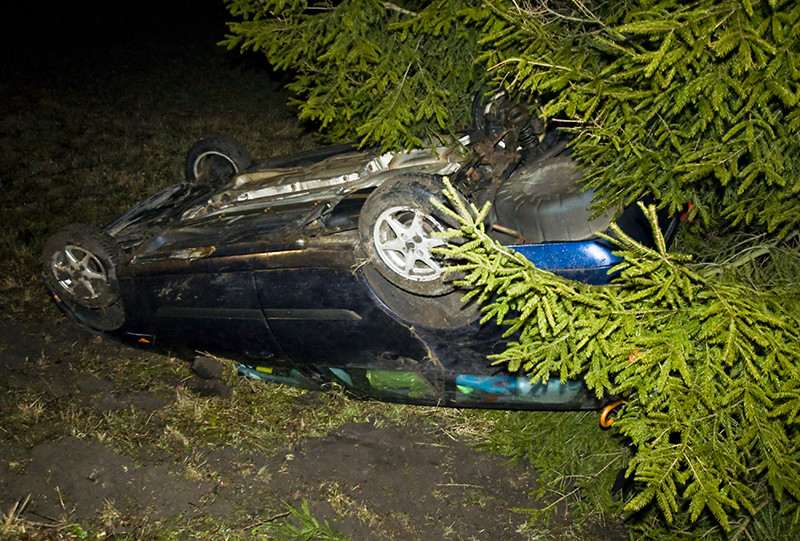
[[0, 26, 318, 321]]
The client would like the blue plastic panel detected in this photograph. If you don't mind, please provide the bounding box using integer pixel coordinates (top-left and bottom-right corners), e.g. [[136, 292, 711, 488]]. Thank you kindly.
[[509, 240, 622, 285]]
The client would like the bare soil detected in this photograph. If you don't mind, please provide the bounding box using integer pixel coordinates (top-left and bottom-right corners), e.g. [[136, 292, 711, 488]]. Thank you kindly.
[[0, 2, 626, 539], [0, 318, 546, 540]]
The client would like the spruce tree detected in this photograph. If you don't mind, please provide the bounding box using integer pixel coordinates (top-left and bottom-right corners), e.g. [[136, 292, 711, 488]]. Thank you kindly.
[[223, 0, 800, 534], [222, 0, 486, 149], [436, 190, 800, 534]]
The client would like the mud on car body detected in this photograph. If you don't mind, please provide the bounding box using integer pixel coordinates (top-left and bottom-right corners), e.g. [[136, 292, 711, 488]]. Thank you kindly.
[[43, 98, 678, 410]]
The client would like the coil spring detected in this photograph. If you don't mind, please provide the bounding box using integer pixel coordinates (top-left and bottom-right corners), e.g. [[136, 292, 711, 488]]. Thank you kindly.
[[518, 122, 538, 153]]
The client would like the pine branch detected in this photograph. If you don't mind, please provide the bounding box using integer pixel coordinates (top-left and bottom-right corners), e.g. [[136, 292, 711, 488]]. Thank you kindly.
[[438, 178, 800, 532]]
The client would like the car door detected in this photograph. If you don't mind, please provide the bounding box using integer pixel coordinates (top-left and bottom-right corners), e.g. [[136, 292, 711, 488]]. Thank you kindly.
[[253, 264, 429, 367], [117, 259, 283, 362]]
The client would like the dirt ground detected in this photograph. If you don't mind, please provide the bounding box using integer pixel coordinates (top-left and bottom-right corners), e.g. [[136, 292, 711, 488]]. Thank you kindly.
[[0, 2, 627, 539], [0, 318, 549, 540]]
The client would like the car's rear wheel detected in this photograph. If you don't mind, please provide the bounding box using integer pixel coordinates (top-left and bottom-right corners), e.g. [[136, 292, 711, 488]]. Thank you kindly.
[[359, 174, 462, 297], [493, 155, 613, 243], [185, 134, 252, 184], [43, 225, 120, 309]]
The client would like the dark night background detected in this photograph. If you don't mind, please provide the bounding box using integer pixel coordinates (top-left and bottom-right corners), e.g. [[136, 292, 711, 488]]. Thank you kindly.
[[3, 1, 233, 74]]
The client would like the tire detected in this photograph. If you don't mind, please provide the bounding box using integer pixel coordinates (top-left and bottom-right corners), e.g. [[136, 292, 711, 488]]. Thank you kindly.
[[472, 90, 507, 140], [67, 300, 126, 332], [42, 224, 120, 309], [359, 174, 464, 297], [494, 156, 613, 243], [185, 134, 252, 184]]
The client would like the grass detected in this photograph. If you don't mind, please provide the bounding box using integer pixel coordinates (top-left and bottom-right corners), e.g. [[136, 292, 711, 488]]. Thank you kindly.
[[0, 15, 683, 541], [0, 28, 357, 539], [251, 499, 349, 540], [0, 34, 318, 322], [0, 500, 351, 541], [0, 323, 634, 539], [0, 326, 507, 539]]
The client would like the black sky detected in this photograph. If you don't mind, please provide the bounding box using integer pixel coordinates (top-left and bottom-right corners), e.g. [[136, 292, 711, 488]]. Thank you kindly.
[[2, 0, 230, 72]]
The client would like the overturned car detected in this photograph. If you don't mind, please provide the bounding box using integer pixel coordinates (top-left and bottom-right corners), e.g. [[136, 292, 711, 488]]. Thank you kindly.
[[42, 99, 677, 410]]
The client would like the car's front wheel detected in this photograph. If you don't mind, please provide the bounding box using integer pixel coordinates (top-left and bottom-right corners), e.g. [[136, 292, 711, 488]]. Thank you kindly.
[[42, 225, 125, 331], [359, 174, 462, 297], [43, 224, 121, 309]]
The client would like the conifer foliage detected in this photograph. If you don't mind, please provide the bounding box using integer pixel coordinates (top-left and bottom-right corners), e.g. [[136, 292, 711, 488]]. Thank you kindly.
[[223, 0, 800, 533], [223, 0, 800, 233], [478, 0, 800, 234], [222, 0, 485, 149], [436, 188, 800, 532]]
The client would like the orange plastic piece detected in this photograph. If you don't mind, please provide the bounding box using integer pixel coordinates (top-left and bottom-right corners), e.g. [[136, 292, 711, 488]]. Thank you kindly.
[[600, 399, 625, 428]]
